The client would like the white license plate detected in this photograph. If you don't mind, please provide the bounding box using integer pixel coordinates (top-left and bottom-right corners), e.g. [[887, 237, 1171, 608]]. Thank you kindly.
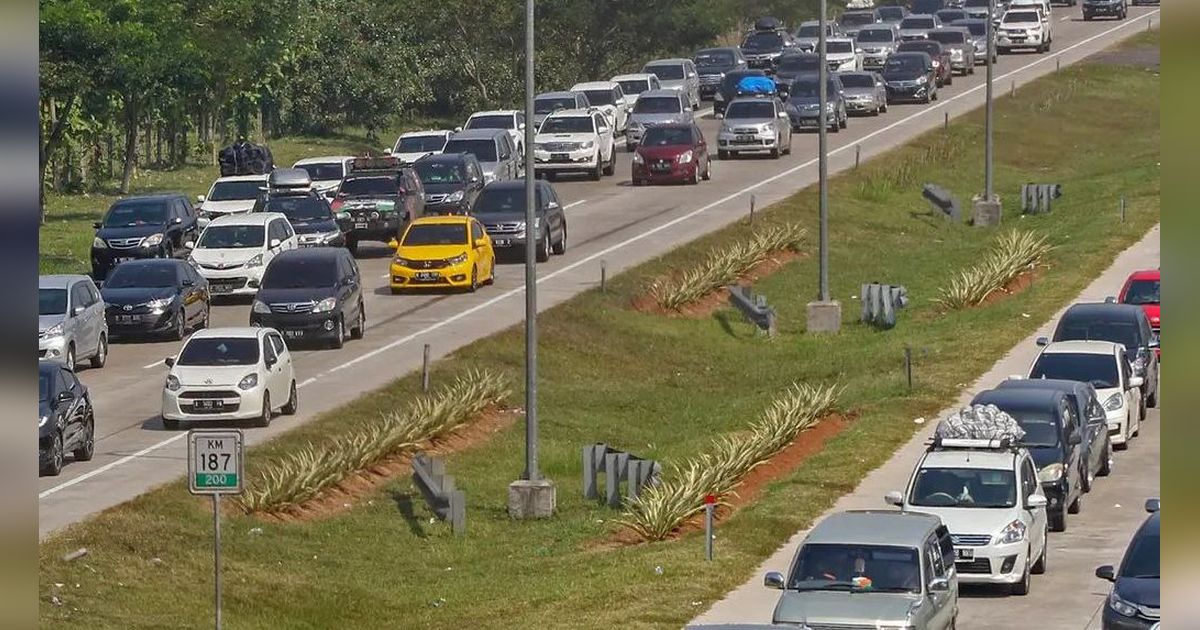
[[956, 548, 974, 561], [284, 329, 305, 339], [735, 135, 756, 142], [493, 239, 511, 247], [414, 272, 440, 281], [354, 222, 369, 229], [113, 257, 136, 264], [193, 399, 225, 410]]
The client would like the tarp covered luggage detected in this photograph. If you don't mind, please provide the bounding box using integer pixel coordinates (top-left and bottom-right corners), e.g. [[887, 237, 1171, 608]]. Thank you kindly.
[[735, 75, 777, 96], [753, 16, 783, 32], [218, 141, 275, 176]]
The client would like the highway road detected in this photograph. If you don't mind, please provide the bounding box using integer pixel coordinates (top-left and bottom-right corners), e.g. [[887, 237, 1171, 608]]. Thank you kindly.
[[38, 5, 1162, 539], [689, 222, 1161, 629]]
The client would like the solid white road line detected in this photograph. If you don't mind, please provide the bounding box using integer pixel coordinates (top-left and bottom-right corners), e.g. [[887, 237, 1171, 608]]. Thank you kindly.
[[142, 359, 163, 369], [40, 12, 1157, 500]]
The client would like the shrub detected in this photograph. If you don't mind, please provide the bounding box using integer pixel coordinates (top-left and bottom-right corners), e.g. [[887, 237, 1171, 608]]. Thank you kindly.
[[935, 230, 1053, 310]]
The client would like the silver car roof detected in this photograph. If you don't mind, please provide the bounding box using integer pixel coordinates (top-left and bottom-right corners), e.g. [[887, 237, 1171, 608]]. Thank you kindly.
[[804, 510, 942, 547], [40, 274, 91, 289]]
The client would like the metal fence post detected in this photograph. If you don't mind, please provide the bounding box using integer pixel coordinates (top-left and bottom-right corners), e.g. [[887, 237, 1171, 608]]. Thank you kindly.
[[855, 144, 861, 169], [904, 345, 913, 391], [943, 111, 949, 130], [600, 260, 607, 293], [1010, 80, 1015, 98], [704, 494, 715, 561], [749, 194, 756, 223], [421, 343, 431, 392], [1120, 196, 1126, 223]]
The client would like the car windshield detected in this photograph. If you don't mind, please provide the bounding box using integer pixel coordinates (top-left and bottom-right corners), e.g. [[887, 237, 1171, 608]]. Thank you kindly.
[[725, 101, 776, 119], [103, 201, 169, 227], [827, 41, 854, 53], [965, 0, 989, 6], [910, 468, 1017, 508], [263, 196, 332, 222], [177, 337, 260, 366], [1008, 412, 1061, 447], [1056, 318, 1140, 349], [340, 175, 398, 196], [885, 55, 926, 73], [443, 139, 498, 163], [641, 127, 693, 146], [879, 7, 906, 19], [415, 161, 465, 184], [1030, 353, 1120, 390], [617, 80, 651, 96], [581, 89, 614, 106], [535, 97, 577, 113], [396, 135, 448, 153], [1122, 279, 1159, 305], [695, 50, 735, 66], [796, 25, 820, 38], [841, 13, 877, 27], [473, 188, 531, 214], [645, 64, 685, 80], [633, 97, 682, 114], [466, 115, 515, 130], [789, 79, 836, 98], [1004, 11, 1039, 23], [962, 22, 987, 36], [402, 223, 468, 245], [39, 370, 52, 402], [902, 17, 937, 29], [260, 258, 337, 288], [104, 263, 178, 288], [915, 0, 945, 12], [901, 42, 941, 56], [39, 288, 68, 316], [840, 74, 876, 88], [789, 544, 922, 594], [929, 31, 966, 45], [208, 180, 263, 201], [857, 28, 896, 43], [743, 32, 784, 49], [295, 163, 344, 181], [197, 225, 265, 249], [1121, 530, 1160, 578], [540, 116, 594, 134], [778, 56, 819, 71]]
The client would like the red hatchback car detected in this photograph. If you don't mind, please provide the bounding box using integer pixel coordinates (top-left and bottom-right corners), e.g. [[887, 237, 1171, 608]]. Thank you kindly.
[[631, 124, 712, 186], [1118, 268, 1160, 355]]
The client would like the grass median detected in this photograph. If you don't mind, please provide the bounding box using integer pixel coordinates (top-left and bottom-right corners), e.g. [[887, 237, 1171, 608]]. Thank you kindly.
[[39, 36, 1159, 629]]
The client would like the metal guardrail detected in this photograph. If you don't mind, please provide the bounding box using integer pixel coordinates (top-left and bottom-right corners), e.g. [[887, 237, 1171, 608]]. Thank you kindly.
[[727, 285, 777, 336], [412, 453, 465, 535], [582, 443, 661, 508], [922, 183, 961, 221], [1021, 183, 1062, 214], [861, 283, 908, 329]]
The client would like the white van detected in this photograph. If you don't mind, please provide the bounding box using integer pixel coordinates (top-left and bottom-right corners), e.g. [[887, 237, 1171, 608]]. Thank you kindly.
[[188, 212, 298, 297]]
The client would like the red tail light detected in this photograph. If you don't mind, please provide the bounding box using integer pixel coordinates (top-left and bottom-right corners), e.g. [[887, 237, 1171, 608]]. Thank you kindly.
[[331, 196, 345, 211]]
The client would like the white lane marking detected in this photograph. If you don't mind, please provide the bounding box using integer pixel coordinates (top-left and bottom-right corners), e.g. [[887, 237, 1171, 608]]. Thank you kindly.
[[142, 359, 163, 369], [1061, 16, 1071, 21], [297, 377, 318, 388], [563, 199, 588, 210], [40, 14, 1156, 500]]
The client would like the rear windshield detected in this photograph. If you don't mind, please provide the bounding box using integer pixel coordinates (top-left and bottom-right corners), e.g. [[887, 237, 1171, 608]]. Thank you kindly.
[[1056, 317, 1140, 349], [645, 64, 685, 80], [796, 24, 820, 38], [839, 74, 876, 88], [1003, 11, 1040, 23], [901, 17, 937, 29], [443, 139, 498, 163], [1122, 279, 1159, 305], [466, 115, 515, 130], [339, 176, 397, 196], [395, 134, 447, 154], [778, 55, 819, 72], [402, 223, 468, 246], [965, 0, 990, 6], [295, 163, 344, 181], [178, 337, 259, 366], [617, 80, 651, 96], [857, 28, 896, 43], [261, 257, 337, 288], [840, 13, 877, 27], [963, 22, 987, 36], [1030, 353, 1120, 390], [633, 97, 682, 114], [414, 161, 466, 184], [725, 100, 775, 119], [641, 127, 693, 146]]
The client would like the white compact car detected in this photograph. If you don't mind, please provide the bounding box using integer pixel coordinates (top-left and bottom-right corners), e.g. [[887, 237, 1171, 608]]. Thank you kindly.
[[161, 327, 297, 429], [392, 130, 452, 164], [196, 174, 269, 226], [997, 8, 1051, 53], [459, 111, 526, 159], [570, 81, 632, 133], [610, 73, 663, 107], [188, 212, 298, 297], [532, 109, 617, 181], [888, 436, 1049, 595], [1027, 340, 1144, 450], [292, 156, 353, 198], [826, 38, 864, 72]]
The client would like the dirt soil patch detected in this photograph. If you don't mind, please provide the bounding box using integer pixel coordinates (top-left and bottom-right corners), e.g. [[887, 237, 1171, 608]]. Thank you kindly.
[[632, 249, 806, 318], [978, 265, 1043, 308], [241, 405, 519, 523]]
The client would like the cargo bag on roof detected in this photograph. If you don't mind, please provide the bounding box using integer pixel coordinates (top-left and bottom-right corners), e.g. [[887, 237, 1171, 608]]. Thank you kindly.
[[754, 16, 783, 31], [218, 142, 276, 176], [735, 75, 777, 96], [935, 404, 1026, 441]]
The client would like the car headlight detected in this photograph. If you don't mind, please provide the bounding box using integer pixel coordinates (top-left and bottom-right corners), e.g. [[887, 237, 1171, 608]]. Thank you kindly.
[[916, 75, 929, 84], [677, 150, 693, 164], [580, 140, 595, 150], [147, 296, 174, 312], [446, 253, 469, 266], [1108, 591, 1140, 618], [320, 229, 342, 243], [245, 253, 264, 268], [632, 152, 644, 164], [999, 518, 1027, 544], [311, 297, 337, 313], [1038, 463, 1065, 483], [444, 190, 465, 203], [41, 322, 65, 338], [142, 233, 164, 248], [252, 300, 272, 314], [39, 415, 48, 427], [1104, 392, 1125, 411], [715, 92, 725, 102], [165, 374, 181, 392], [628, 121, 642, 130], [237, 373, 259, 391], [93, 236, 107, 249], [393, 256, 413, 267]]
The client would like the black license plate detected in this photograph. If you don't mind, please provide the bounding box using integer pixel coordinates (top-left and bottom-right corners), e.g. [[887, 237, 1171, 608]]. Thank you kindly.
[[354, 222, 369, 229], [551, 153, 569, 162], [115, 314, 139, 324], [735, 135, 757, 142], [414, 272, 440, 281], [193, 399, 225, 411], [493, 238, 511, 247], [956, 548, 974, 561], [283, 329, 305, 339]]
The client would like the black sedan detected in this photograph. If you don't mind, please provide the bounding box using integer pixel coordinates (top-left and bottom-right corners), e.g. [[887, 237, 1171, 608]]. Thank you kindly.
[[1096, 500, 1160, 629], [90, 193, 199, 281], [882, 52, 939, 104], [101, 259, 210, 340], [39, 360, 95, 476]]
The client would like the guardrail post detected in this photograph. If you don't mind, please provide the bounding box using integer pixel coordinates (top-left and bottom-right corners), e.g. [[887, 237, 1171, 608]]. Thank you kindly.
[[904, 345, 913, 391], [854, 144, 861, 170], [600, 260, 607, 293], [749, 194, 756, 224], [943, 112, 949, 131], [1010, 80, 1015, 98], [412, 453, 466, 536], [1120, 196, 1126, 223], [421, 343, 431, 392]]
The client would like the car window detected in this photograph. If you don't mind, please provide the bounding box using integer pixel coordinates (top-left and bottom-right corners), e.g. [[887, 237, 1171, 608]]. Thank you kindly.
[[1061, 401, 1077, 435], [927, 538, 947, 578], [498, 138, 511, 161], [60, 366, 80, 391], [280, 219, 294, 239], [922, 545, 936, 584], [1020, 458, 1038, 498], [936, 527, 955, 572], [1085, 396, 1105, 424], [85, 281, 102, 305], [268, 333, 287, 357], [471, 221, 485, 241], [263, 336, 277, 364], [69, 283, 89, 310]]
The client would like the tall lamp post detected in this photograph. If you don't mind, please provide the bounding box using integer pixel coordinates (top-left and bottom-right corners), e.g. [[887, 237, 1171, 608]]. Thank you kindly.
[[974, 0, 1002, 227], [806, 0, 841, 333], [508, 0, 556, 519]]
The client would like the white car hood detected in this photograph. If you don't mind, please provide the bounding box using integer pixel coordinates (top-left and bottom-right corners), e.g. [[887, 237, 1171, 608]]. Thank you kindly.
[[190, 247, 263, 267], [828, 52, 857, 62], [1004, 20, 1041, 29], [908, 505, 1015, 538], [201, 199, 256, 215], [171, 365, 258, 388]]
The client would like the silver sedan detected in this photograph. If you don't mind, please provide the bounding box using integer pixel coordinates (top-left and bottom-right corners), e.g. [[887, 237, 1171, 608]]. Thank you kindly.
[[837, 71, 890, 116]]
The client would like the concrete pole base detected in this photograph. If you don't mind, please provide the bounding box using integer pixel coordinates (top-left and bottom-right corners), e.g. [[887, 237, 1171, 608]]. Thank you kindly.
[[507, 479, 557, 519], [972, 196, 1002, 227], [806, 300, 842, 334]]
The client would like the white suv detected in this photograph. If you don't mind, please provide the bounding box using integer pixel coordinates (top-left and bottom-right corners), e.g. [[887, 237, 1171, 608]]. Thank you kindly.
[[888, 436, 1049, 595], [1027, 340, 1144, 450], [460, 110, 527, 159], [997, 8, 1051, 53], [570, 81, 632, 133], [196, 174, 268, 227], [188, 212, 298, 297], [532, 109, 617, 181]]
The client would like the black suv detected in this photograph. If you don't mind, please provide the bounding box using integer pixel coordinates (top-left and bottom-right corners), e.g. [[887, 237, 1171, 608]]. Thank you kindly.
[[331, 156, 426, 254], [471, 180, 567, 263], [249, 248, 366, 349], [972, 388, 1086, 532], [1041, 303, 1160, 413], [413, 153, 486, 216], [90, 193, 199, 281], [714, 69, 768, 116], [694, 47, 749, 99]]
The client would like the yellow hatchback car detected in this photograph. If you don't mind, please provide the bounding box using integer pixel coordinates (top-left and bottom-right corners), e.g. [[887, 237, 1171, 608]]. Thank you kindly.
[[389, 216, 496, 294]]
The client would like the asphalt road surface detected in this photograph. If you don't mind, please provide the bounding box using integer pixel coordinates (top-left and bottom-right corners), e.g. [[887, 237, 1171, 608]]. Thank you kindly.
[[690, 224, 1160, 630], [38, 5, 1162, 539]]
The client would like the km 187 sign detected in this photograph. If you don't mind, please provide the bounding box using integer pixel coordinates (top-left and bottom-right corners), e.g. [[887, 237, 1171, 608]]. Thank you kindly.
[[187, 429, 245, 495]]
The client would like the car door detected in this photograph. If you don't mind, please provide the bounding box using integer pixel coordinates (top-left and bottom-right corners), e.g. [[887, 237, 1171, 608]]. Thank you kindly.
[[69, 281, 98, 358], [261, 333, 286, 402], [338, 254, 360, 319], [1117, 350, 1141, 429], [183, 263, 208, 324], [684, 61, 699, 107], [268, 332, 294, 391], [593, 113, 613, 160], [692, 124, 708, 170], [1135, 311, 1158, 395], [1083, 390, 1108, 473], [1020, 456, 1048, 555], [470, 219, 493, 274], [541, 182, 564, 241], [924, 535, 955, 629], [496, 136, 514, 179], [1059, 399, 1083, 497], [84, 280, 107, 343]]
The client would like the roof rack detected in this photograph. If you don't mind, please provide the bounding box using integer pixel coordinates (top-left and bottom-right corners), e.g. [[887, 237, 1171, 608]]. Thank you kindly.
[[928, 436, 1020, 451], [349, 155, 403, 173]]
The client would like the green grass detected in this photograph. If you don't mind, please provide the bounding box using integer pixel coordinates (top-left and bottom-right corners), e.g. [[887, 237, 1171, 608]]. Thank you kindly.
[[38, 38, 1159, 629]]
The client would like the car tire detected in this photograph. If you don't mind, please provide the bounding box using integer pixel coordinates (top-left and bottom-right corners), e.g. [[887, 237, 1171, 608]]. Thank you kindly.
[[350, 304, 365, 340], [346, 237, 359, 256], [1010, 554, 1031, 596], [689, 165, 700, 185], [73, 415, 95, 461], [1080, 460, 1092, 493], [1147, 376, 1158, 407], [603, 150, 616, 176], [1068, 491, 1082, 515], [282, 381, 298, 415], [171, 309, 186, 341], [484, 258, 496, 284], [1050, 506, 1067, 532], [590, 154, 603, 181], [718, 150, 729, 160], [932, 89, 939, 101], [1031, 539, 1047, 575], [41, 431, 64, 477], [1098, 439, 1113, 476], [255, 392, 272, 428], [880, 100, 888, 113], [839, 113, 847, 129], [536, 232, 551, 263], [162, 417, 180, 430], [467, 265, 479, 293], [627, 142, 636, 153], [198, 304, 210, 330], [702, 160, 712, 180], [65, 344, 76, 370], [89, 334, 107, 369], [769, 146, 780, 159], [551, 226, 567, 255], [330, 316, 345, 350]]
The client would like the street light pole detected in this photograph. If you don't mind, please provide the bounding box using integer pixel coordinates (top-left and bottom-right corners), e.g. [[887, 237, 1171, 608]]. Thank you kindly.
[[522, 0, 539, 483], [817, 0, 829, 302], [985, 0, 995, 201]]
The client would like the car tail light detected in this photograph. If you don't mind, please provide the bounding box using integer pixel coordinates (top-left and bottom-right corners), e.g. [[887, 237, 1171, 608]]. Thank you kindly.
[[331, 195, 345, 211]]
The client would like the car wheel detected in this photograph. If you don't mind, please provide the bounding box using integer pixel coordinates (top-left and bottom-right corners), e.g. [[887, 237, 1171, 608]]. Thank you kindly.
[[255, 392, 272, 428], [769, 146, 780, 159], [73, 415, 95, 461], [702, 160, 712, 180], [551, 226, 567, 255], [330, 316, 345, 349], [932, 89, 939, 101], [717, 149, 729, 160], [1031, 537, 1047, 575], [162, 416, 180, 430], [198, 304, 210, 330], [89, 334, 107, 369], [1084, 13, 1092, 21], [839, 112, 847, 129], [946, 73, 953, 86], [1080, 460, 1092, 493], [1147, 376, 1158, 407], [603, 149, 616, 176], [484, 258, 497, 284], [536, 232, 551, 263], [1010, 553, 1031, 595], [1098, 439, 1113, 476], [689, 165, 700, 185], [590, 154, 603, 181], [1050, 505, 1067, 532], [171, 309, 186, 341], [1068, 490, 1082, 515], [880, 100, 888, 113], [467, 265, 479, 293], [346, 236, 359, 256], [350, 303, 365, 339], [41, 431, 64, 477], [281, 381, 298, 415], [65, 344, 76, 370]]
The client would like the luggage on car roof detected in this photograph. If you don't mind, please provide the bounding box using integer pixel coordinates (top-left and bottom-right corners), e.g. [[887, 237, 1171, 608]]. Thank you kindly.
[[218, 140, 275, 176], [735, 75, 777, 95], [754, 16, 783, 31]]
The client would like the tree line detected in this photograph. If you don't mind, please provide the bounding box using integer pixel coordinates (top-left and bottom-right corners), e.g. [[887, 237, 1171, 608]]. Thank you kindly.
[[39, 0, 825, 206]]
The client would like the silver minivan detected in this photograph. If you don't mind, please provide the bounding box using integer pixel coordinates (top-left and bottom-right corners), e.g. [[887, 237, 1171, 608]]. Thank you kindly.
[[442, 128, 521, 184], [624, 89, 694, 149], [39, 274, 109, 369], [641, 58, 701, 111], [765, 510, 960, 630]]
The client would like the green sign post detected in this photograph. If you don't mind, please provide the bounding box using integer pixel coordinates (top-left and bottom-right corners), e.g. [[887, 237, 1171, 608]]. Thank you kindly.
[[188, 429, 244, 630]]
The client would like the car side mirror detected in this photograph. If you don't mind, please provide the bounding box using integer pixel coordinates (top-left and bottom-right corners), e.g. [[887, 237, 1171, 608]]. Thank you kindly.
[[1095, 565, 1116, 582], [928, 577, 950, 592], [269, 238, 281, 249], [1026, 494, 1048, 510], [56, 390, 74, 405], [164, 356, 176, 368], [93, 221, 103, 229], [184, 240, 195, 250], [1035, 336, 1049, 347], [1145, 498, 1160, 513], [884, 490, 904, 506], [1104, 296, 1116, 303], [454, 126, 463, 132], [518, 123, 526, 131], [778, 111, 789, 118], [763, 571, 786, 590], [71, 305, 85, 317], [1007, 374, 1025, 381], [1128, 376, 1144, 390], [196, 195, 206, 203]]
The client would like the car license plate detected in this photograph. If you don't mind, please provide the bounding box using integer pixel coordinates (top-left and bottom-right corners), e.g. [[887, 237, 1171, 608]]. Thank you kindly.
[[354, 222, 369, 229], [551, 153, 569, 162], [956, 548, 974, 561], [115, 315, 139, 324], [493, 238, 511, 247], [414, 271, 439, 281], [194, 399, 225, 410], [284, 329, 305, 339], [113, 257, 136, 265], [735, 134, 756, 142], [212, 283, 236, 294]]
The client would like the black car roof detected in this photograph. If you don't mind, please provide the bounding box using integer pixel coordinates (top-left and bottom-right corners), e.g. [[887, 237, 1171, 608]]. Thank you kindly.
[[971, 388, 1067, 412], [111, 193, 186, 204], [108, 258, 186, 269], [482, 179, 548, 192], [417, 153, 476, 165], [996, 378, 1093, 400], [1061, 302, 1145, 322], [273, 247, 344, 262]]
